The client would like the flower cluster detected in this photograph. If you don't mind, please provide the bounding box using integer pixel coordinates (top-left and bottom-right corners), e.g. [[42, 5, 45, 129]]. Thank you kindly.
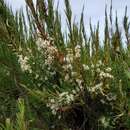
[[45, 46, 85, 116], [65, 48, 73, 63], [18, 55, 32, 73], [34, 38, 120, 125], [99, 116, 110, 128], [36, 37, 58, 66], [88, 82, 104, 93], [87, 60, 116, 102], [99, 69, 113, 79], [63, 45, 83, 85], [75, 45, 81, 58], [65, 45, 81, 64], [63, 70, 84, 90], [82, 64, 89, 71], [46, 91, 77, 115], [90, 60, 114, 80]]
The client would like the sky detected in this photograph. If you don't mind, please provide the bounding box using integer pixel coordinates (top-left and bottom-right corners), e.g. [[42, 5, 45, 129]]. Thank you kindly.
[[5, 0, 130, 38]]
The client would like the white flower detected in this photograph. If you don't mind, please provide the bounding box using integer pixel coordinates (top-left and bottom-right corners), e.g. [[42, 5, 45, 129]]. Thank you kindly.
[[91, 64, 94, 68], [75, 52, 80, 58], [36, 37, 58, 66], [98, 60, 102, 65], [69, 94, 74, 101], [45, 76, 48, 80], [67, 64, 73, 70], [46, 103, 50, 107], [75, 45, 81, 50], [38, 83, 41, 87], [66, 53, 73, 63], [18, 55, 32, 73], [36, 38, 46, 50], [50, 99, 55, 103], [66, 94, 74, 103], [96, 60, 103, 67], [66, 48, 73, 53], [106, 73, 114, 79], [96, 68, 101, 73], [99, 71, 105, 78], [64, 74, 70, 81], [76, 79, 82, 86], [50, 105, 55, 110], [47, 89, 78, 115], [75, 45, 81, 58], [63, 64, 73, 70], [89, 82, 103, 93], [106, 67, 112, 72], [6, 118, 11, 124], [19, 46, 22, 52], [52, 109, 57, 115], [79, 85, 83, 90], [83, 64, 89, 70], [71, 72, 78, 77], [106, 93, 117, 101], [45, 56, 54, 65], [35, 74, 39, 79], [72, 90, 76, 94], [58, 115, 61, 119], [99, 71, 113, 79], [59, 92, 68, 97], [94, 82, 103, 88], [76, 87, 80, 92], [99, 116, 110, 128], [100, 99, 105, 104]]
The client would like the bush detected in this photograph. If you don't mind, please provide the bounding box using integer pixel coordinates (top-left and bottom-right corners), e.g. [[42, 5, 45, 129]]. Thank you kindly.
[[0, 0, 130, 130]]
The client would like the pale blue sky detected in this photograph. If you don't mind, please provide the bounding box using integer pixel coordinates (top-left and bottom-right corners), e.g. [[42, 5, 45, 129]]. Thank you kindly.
[[5, 0, 130, 38]]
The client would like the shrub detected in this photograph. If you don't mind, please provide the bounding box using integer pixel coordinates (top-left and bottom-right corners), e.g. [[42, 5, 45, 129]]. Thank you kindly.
[[0, 0, 130, 130]]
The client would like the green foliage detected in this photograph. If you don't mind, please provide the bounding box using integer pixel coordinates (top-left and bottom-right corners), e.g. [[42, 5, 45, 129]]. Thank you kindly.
[[0, 0, 130, 130], [0, 99, 27, 130]]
